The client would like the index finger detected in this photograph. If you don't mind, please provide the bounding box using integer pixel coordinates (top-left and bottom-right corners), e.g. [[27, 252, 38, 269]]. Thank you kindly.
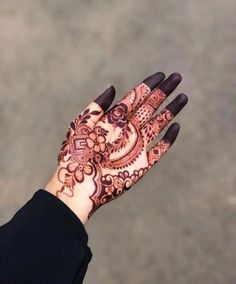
[[111, 71, 166, 116]]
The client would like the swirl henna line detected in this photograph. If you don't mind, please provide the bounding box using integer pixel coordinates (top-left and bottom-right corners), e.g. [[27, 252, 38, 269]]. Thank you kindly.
[[128, 83, 150, 113], [110, 131, 143, 169], [57, 166, 76, 198], [57, 167, 69, 184], [90, 166, 150, 213]]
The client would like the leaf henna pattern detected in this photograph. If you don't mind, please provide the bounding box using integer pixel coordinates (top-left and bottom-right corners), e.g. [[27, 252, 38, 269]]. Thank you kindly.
[[56, 82, 180, 218]]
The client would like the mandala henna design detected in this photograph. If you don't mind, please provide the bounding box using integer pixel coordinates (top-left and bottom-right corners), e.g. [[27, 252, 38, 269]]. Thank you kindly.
[[56, 75, 187, 218]]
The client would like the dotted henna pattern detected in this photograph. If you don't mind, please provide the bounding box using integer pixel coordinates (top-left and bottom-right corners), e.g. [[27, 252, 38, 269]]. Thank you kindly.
[[57, 83, 174, 218]]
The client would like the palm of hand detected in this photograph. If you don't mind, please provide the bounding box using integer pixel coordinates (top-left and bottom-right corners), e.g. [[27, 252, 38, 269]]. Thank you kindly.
[[56, 73, 187, 218]]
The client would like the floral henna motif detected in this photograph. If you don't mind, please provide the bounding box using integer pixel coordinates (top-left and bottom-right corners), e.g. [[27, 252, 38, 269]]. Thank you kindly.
[[107, 103, 128, 128], [56, 82, 178, 218], [87, 131, 106, 152], [57, 162, 93, 194]]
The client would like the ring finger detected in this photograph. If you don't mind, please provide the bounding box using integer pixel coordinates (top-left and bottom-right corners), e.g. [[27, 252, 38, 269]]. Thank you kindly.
[[141, 93, 188, 145]]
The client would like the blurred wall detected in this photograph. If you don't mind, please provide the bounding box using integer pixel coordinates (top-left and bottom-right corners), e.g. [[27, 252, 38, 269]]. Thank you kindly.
[[0, 1, 235, 283]]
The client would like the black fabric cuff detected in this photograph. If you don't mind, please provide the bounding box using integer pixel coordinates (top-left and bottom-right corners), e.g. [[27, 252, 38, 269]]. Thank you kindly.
[[0, 189, 92, 284], [33, 189, 89, 246]]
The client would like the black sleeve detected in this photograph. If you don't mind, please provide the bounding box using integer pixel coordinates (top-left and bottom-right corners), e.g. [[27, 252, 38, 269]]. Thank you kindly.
[[0, 189, 92, 284]]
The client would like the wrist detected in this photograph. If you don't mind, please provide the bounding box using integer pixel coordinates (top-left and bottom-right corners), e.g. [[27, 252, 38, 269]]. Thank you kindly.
[[44, 167, 93, 225]]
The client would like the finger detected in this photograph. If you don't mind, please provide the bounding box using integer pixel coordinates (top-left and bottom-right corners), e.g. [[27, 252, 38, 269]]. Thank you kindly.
[[142, 94, 188, 145], [142, 72, 165, 90], [95, 85, 116, 112], [147, 123, 180, 167], [110, 72, 165, 117], [76, 85, 116, 129], [130, 73, 182, 128], [158, 72, 182, 95]]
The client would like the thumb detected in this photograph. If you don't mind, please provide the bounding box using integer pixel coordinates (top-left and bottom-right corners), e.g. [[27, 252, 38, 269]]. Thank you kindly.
[[80, 85, 116, 129], [95, 85, 116, 112]]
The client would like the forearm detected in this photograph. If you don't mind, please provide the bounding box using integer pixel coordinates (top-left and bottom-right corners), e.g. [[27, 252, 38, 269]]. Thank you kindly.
[[45, 166, 92, 225]]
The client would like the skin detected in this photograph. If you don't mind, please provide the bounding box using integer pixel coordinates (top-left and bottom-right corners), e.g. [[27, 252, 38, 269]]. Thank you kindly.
[[45, 72, 188, 224]]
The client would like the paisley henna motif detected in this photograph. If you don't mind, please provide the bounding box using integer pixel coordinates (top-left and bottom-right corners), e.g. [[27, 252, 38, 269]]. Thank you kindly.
[[56, 81, 181, 218]]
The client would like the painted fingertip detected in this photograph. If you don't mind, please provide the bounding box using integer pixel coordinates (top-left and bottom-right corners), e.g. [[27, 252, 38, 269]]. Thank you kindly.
[[167, 93, 188, 115], [142, 72, 165, 90], [170, 72, 182, 82], [95, 85, 116, 111], [163, 122, 180, 144], [158, 73, 182, 95], [178, 93, 188, 103]]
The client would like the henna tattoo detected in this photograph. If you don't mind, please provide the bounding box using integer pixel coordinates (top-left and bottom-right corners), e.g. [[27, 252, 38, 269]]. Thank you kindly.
[[130, 89, 166, 128], [90, 168, 148, 212], [114, 82, 151, 115], [56, 79, 183, 218], [107, 103, 128, 128], [141, 108, 174, 144], [147, 140, 170, 166]]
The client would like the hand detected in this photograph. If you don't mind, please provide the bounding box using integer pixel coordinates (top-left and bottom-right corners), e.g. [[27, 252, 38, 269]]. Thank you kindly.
[[45, 72, 188, 223]]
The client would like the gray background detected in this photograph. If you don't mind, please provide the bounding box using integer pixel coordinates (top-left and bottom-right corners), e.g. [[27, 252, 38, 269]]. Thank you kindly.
[[0, 1, 236, 283]]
